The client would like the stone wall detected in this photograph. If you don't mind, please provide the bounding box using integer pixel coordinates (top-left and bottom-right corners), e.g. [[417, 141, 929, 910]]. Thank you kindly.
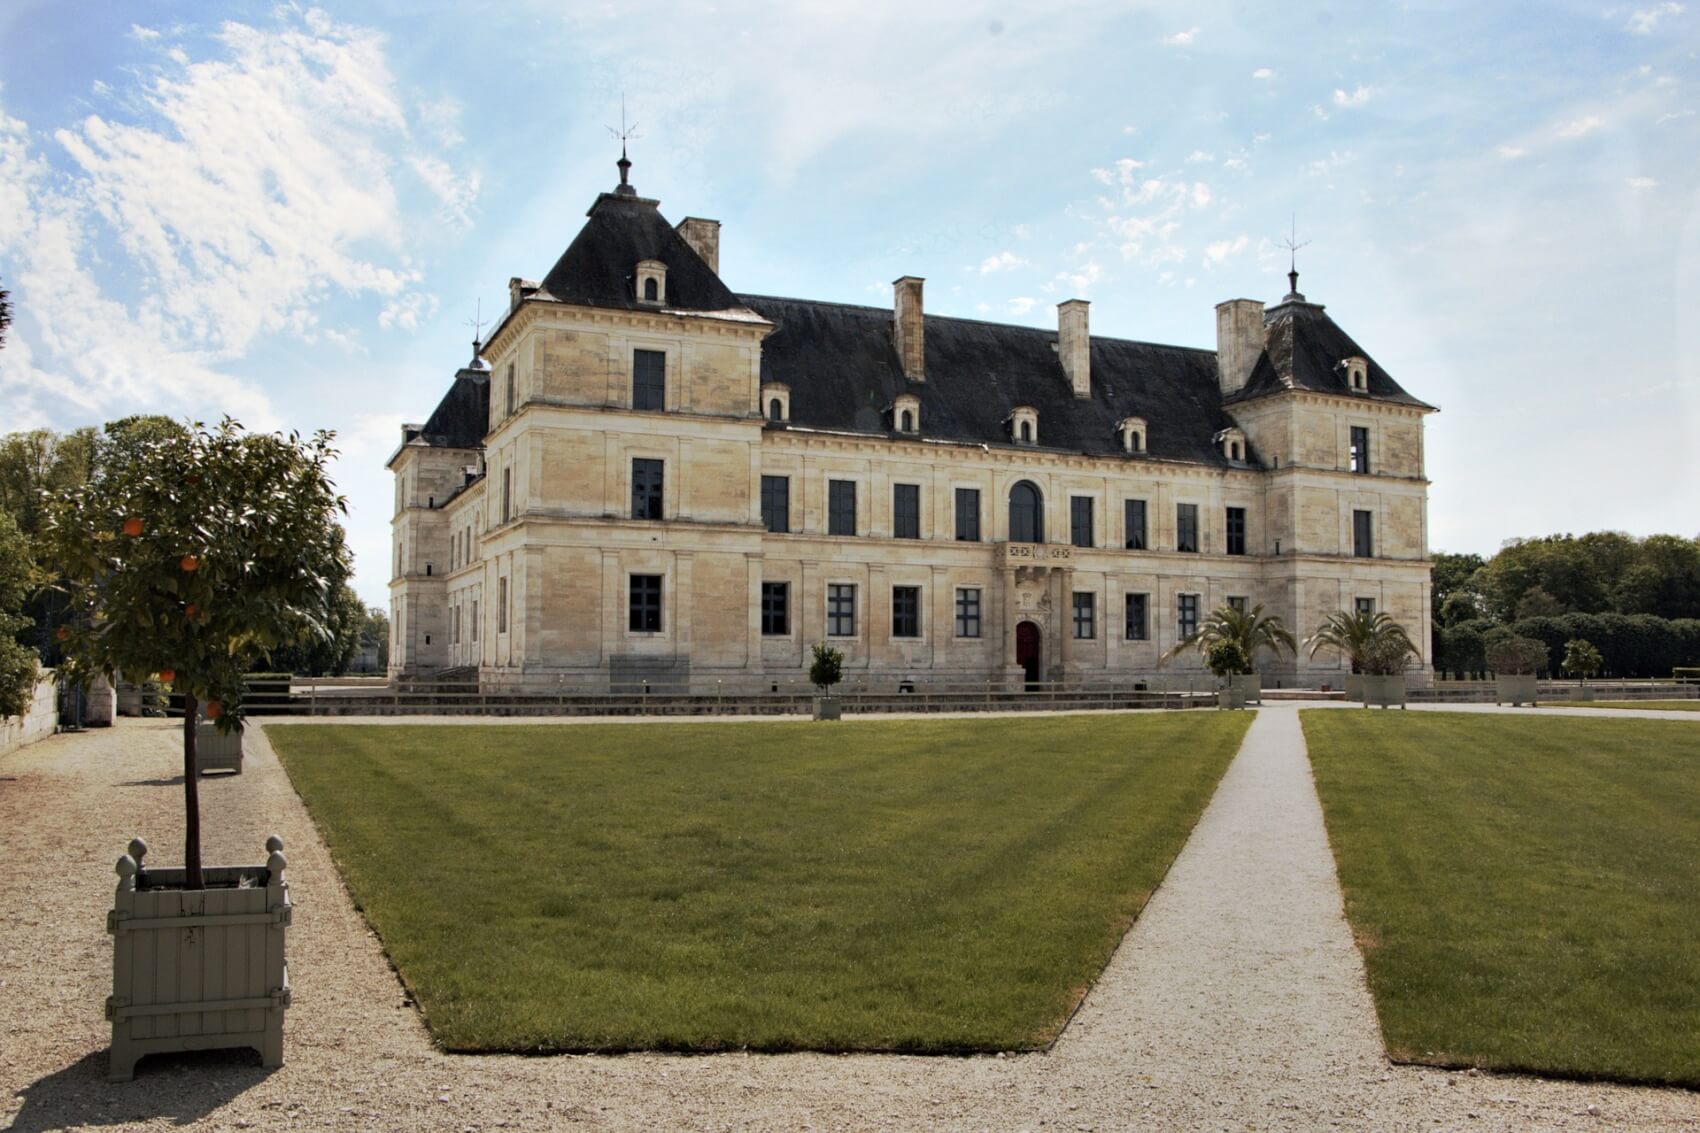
[[1, 670, 59, 756]]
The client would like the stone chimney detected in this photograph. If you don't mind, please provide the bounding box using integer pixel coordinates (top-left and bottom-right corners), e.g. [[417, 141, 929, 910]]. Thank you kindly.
[[676, 217, 721, 274], [1214, 298, 1265, 398], [893, 276, 925, 382], [1058, 299, 1091, 399]]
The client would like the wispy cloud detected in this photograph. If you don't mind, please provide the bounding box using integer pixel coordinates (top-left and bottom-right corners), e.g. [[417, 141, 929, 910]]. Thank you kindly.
[[1185, 150, 1214, 164], [1332, 84, 1376, 108], [1627, 2, 1684, 34], [1251, 67, 1275, 80], [128, 24, 161, 41], [1496, 143, 1528, 158], [979, 250, 1029, 274], [1627, 175, 1658, 190], [1556, 113, 1603, 138], [1164, 28, 1199, 46], [1203, 235, 1248, 266], [1007, 296, 1037, 315]]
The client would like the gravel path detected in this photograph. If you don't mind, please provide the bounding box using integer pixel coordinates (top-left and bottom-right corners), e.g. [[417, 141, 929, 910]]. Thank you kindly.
[[1, 710, 1696, 1131]]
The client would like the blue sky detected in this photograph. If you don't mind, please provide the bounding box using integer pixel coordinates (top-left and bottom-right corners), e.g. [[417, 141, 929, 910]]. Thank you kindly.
[[1, 1, 1695, 608]]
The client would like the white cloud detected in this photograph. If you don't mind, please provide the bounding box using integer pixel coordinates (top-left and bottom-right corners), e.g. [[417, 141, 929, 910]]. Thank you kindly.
[[410, 154, 481, 229], [1101, 172, 1215, 267], [1628, 175, 1659, 190], [128, 24, 161, 41], [1007, 296, 1037, 315], [1203, 235, 1248, 266], [1164, 28, 1199, 46], [1054, 258, 1106, 295], [1185, 150, 1214, 164], [1252, 67, 1275, 80], [1332, 85, 1376, 108], [1556, 114, 1603, 138], [379, 293, 440, 332], [1091, 156, 1145, 186], [1223, 157, 1247, 171], [979, 250, 1029, 274], [1496, 144, 1528, 159], [1627, 3, 1683, 34]]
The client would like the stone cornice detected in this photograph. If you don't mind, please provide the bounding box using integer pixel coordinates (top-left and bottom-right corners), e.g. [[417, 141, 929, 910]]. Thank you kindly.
[[483, 298, 771, 363]]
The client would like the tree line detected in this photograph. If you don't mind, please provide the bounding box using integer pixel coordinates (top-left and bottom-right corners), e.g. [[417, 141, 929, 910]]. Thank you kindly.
[[1432, 533, 1700, 678]]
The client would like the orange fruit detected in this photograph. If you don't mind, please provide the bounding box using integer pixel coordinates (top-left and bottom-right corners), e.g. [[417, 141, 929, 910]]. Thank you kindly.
[[122, 517, 143, 537], [204, 700, 223, 719], [158, 668, 175, 682], [180, 554, 200, 572], [185, 474, 201, 486], [185, 604, 198, 619], [55, 626, 70, 641]]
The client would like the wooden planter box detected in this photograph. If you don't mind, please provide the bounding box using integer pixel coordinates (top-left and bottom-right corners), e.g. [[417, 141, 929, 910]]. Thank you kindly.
[[1360, 674, 1408, 709], [1230, 674, 1262, 706], [195, 722, 244, 774], [107, 836, 290, 1081], [812, 696, 842, 721], [1495, 675, 1539, 706]]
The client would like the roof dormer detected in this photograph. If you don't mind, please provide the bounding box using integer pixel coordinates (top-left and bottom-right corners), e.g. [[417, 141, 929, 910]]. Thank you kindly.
[[762, 382, 791, 423], [1214, 426, 1248, 464], [636, 259, 667, 306], [1009, 405, 1039, 446], [1341, 355, 1369, 394], [1117, 416, 1147, 455], [893, 393, 921, 435]]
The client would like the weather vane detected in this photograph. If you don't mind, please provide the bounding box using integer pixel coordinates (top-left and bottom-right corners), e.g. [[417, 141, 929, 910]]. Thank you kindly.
[[607, 95, 640, 189], [1278, 213, 1310, 298], [465, 298, 488, 353]]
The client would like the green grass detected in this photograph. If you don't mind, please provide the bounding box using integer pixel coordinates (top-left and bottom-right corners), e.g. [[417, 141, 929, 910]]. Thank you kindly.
[[271, 713, 1249, 1053], [1551, 699, 1700, 712], [1303, 711, 1700, 1087]]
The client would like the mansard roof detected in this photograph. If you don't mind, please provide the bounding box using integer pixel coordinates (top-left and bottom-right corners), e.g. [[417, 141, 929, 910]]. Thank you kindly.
[[412, 364, 489, 450], [537, 191, 749, 314], [737, 294, 1248, 466], [1230, 296, 1434, 410]]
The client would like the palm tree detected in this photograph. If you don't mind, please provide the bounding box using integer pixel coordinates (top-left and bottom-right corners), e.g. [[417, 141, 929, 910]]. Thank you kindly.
[[1303, 609, 1418, 675], [1163, 603, 1297, 676]]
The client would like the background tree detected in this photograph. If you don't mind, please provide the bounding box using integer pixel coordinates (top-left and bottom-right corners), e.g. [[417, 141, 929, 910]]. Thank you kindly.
[[809, 642, 843, 694], [1430, 551, 1486, 625], [1162, 602, 1296, 675], [1305, 609, 1419, 676], [42, 418, 347, 889], [1485, 635, 1549, 676], [358, 605, 390, 671], [1562, 638, 1602, 684], [264, 578, 362, 675], [0, 512, 38, 719]]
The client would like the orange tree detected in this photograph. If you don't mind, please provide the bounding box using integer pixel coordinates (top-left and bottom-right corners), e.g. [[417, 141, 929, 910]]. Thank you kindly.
[[42, 418, 347, 888]]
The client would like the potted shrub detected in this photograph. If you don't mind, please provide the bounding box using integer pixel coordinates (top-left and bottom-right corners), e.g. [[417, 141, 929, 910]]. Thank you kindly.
[[1305, 610, 1419, 708], [1487, 635, 1547, 706], [1161, 603, 1295, 709], [809, 642, 844, 720], [1561, 638, 1602, 702], [43, 417, 347, 1079]]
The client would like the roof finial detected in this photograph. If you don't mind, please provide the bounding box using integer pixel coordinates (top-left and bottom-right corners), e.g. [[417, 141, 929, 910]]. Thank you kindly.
[[607, 95, 640, 197], [1278, 213, 1310, 302], [464, 298, 488, 356]]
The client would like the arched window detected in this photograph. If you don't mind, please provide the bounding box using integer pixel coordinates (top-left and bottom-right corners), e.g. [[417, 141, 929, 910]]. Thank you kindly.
[[1019, 421, 1033, 443], [1231, 442, 1242, 461], [643, 277, 659, 301], [769, 398, 783, 422], [900, 410, 914, 432], [1009, 480, 1044, 543]]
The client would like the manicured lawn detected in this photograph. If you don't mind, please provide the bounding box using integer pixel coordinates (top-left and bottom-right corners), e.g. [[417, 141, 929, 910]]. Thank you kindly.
[[1303, 711, 1700, 1087], [272, 713, 1248, 1053], [1551, 699, 1700, 712]]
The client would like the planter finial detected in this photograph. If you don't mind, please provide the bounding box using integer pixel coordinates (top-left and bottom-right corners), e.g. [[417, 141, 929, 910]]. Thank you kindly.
[[265, 834, 284, 854], [115, 854, 138, 893], [128, 837, 148, 864]]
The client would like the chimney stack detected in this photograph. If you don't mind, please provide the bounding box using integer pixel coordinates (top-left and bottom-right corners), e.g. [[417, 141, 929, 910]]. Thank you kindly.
[[893, 276, 925, 382], [1214, 298, 1265, 398], [676, 217, 721, 274], [1058, 299, 1091, 398]]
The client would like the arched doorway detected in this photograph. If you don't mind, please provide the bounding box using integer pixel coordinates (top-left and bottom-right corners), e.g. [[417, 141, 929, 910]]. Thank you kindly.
[[1016, 621, 1042, 690]]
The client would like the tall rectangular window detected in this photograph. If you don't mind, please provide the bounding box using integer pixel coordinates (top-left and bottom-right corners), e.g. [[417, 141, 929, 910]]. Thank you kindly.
[[1350, 426, 1370, 474], [633, 349, 666, 411], [1072, 592, 1096, 639], [829, 480, 857, 536], [631, 458, 664, 520], [1125, 499, 1147, 550], [1125, 593, 1149, 640], [893, 483, 920, 539], [1353, 509, 1374, 558], [827, 584, 856, 636], [761, 582, 789, 636], [629, 574, 662, 632], [498, 577, 508, 633], [1071, 496, 1094, 548], [1227, 595, 1248, 613], [955, 488, 981, 542], [761, 475, 790, 534], [1176, 503, 1199, 553], [1177, 593, 1199, 639], [452, 606, 460, 644], [892, 586, 921, 638], [1226, 507, 1247, 556], [471, 599, 478, 641], [1356, 596, 1377, 618], [955, 588, 981, 637], [501, 467, 512, 523], [505, 363, 516, 418]]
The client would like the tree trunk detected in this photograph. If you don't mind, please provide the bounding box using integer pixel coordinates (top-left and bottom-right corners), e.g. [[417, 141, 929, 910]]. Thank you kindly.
[[182, 692, 203, 890]]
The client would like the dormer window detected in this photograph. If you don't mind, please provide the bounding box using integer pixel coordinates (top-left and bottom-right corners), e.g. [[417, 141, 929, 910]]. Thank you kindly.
[[1342, 355, 1369, 394], [894, 393, 921, 435], [1010, 405, 1039, 446], [761, 382, 791, 423], [1215, 426, 1248, 464], [635, 259, 667, 306], [1117, 416, 1147, 455]]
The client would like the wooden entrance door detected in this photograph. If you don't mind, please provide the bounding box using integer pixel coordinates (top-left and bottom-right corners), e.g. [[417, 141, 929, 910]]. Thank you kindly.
[[1016, 621, 1042, 690]]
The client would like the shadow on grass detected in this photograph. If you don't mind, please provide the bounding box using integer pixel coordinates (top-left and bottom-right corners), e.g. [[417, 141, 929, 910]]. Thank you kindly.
[[7, 1048, 272, 1131]]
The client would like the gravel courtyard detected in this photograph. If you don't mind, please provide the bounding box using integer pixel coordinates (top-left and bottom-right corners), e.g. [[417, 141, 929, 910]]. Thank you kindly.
[[2, 710, 1696, 1132]]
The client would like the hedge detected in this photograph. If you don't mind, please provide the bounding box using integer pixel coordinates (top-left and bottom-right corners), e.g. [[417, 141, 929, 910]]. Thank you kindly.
[[1434, 614, 1700, 679]]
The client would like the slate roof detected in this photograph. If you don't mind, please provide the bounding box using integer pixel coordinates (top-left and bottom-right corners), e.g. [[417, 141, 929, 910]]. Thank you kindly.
[[412, 365, 489, 450], [738, 294, 1247, 466], [537, 192, 750, 314], [1230, 295, 1434, 409]]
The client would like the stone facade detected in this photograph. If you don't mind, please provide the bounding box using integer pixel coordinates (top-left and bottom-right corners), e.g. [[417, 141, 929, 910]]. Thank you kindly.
[[389, 169, 1436, 692]]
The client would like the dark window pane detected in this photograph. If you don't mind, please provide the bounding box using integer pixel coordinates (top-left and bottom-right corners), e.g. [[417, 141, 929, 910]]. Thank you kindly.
[[1176, 503, 1198, 553], [1226, 506, 1246, 556], [631, 458, 664, 520], [761, 475, 790, 534], [1228, 595, 1248, 613], [894, 483, 920, 539], [1125, 499, 1147, 550], [1356, 597, 1376, 617], [761, 582, 789, 636], [1072, 592, 1095, 639], [829, 480, 857, 536], [827, 584, 856, 636], [633, 349, 666, 411], [955, 488, 981, 542], [892, 586, 920, 638], [1071, 496, 1094, 548], [1350, 426, 1370, 474], [1125, 593, 1148, 640], [1353, 509, 1374, 558], [769, 398, 783, 422], [955, 588, 981, 637], [628, 574, 662, 632], [1009, 480, 1043, 543]]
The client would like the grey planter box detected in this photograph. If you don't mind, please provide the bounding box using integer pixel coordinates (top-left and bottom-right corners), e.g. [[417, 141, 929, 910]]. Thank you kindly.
[[1343, 674, 1365, 700], [812, 696, 842, 721], [195, 721, 244, 774], [107, 836, 290, 1081], [1496, 675, 1539, 706], [1230, 674, 1261, 706], [1360, 674, 1408, 708], [1216, 688, 1244, 710], [1568, 684, 1596, 702]]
